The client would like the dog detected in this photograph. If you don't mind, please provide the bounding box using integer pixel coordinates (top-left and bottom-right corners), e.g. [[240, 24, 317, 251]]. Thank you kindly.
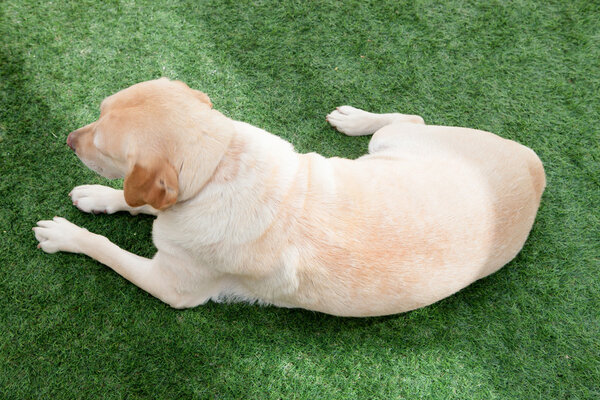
[[33, 78, 545, 316]]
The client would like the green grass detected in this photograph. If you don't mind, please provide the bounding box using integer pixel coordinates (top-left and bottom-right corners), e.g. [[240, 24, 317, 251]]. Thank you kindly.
[[1, 0, 599, 398]]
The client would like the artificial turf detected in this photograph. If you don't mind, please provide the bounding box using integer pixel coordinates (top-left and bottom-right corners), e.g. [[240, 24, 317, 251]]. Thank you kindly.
[[1, 0, 598, 398]]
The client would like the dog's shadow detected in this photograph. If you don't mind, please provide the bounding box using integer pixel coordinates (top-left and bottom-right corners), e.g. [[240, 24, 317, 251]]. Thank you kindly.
[[176, 265, 521, 352]]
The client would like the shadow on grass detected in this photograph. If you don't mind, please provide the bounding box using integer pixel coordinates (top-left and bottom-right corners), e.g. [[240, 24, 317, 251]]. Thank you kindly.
[[0, 27, 70, 260]]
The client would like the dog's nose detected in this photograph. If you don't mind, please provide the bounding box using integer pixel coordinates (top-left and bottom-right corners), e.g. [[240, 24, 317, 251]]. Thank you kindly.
[[67, 131, 76, 151]]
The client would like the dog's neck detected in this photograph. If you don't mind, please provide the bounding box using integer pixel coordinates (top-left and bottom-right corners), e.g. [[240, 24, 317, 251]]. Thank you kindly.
[[163, 118, 302, 246]]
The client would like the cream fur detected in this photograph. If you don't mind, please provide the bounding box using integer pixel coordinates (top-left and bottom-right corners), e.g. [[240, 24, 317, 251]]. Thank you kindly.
[[34, 78, 545, 316]]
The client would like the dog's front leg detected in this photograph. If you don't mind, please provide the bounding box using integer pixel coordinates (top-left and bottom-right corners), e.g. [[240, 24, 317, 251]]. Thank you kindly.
[[69, 185, 159, 216], [33, 217, 181, 307]]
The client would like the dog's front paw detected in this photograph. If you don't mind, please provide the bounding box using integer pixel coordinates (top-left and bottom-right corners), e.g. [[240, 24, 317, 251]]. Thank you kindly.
[[33, 217, 87, 254], [70, 184, 124, 214], [326, 106, 377, 136]]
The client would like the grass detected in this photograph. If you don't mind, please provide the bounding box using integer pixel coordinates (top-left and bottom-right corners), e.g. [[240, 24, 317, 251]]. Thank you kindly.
[[1, 0, 599, 398]]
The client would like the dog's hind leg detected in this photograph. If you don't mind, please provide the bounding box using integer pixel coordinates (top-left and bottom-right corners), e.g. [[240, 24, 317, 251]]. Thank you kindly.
[[326, 106, 424, 136]]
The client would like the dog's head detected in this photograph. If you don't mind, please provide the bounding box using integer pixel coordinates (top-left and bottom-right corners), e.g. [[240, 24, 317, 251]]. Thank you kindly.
[[67, 78, 226, 210]]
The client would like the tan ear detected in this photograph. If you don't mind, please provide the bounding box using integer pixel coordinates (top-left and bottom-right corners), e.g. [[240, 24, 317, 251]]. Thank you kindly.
[[192, 89, 213, 108], [124, 158, 179, 210], [170, 80, 212, 108]]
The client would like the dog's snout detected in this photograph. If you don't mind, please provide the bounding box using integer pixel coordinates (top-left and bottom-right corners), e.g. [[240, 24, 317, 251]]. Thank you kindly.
[[67, 123, 95, 151]]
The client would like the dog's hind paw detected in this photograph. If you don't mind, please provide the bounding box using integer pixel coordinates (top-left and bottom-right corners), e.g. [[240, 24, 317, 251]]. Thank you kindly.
[[326, 106, 380, 136]]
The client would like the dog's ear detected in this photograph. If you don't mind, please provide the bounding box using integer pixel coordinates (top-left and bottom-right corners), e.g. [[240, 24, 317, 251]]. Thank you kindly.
[[192, 90, 212, 108], [124, 157, 179, 210], [171, 79, 212, 108]]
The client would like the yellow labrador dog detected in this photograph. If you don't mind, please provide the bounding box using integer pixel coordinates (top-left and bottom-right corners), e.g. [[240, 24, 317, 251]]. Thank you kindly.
[[34, 78, 545, 316]]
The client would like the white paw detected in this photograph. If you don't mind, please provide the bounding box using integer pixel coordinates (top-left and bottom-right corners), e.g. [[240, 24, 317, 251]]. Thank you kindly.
[[326, 106, 378, 136], [33, 217, 87, 254], [70, 185, 124, 214]]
